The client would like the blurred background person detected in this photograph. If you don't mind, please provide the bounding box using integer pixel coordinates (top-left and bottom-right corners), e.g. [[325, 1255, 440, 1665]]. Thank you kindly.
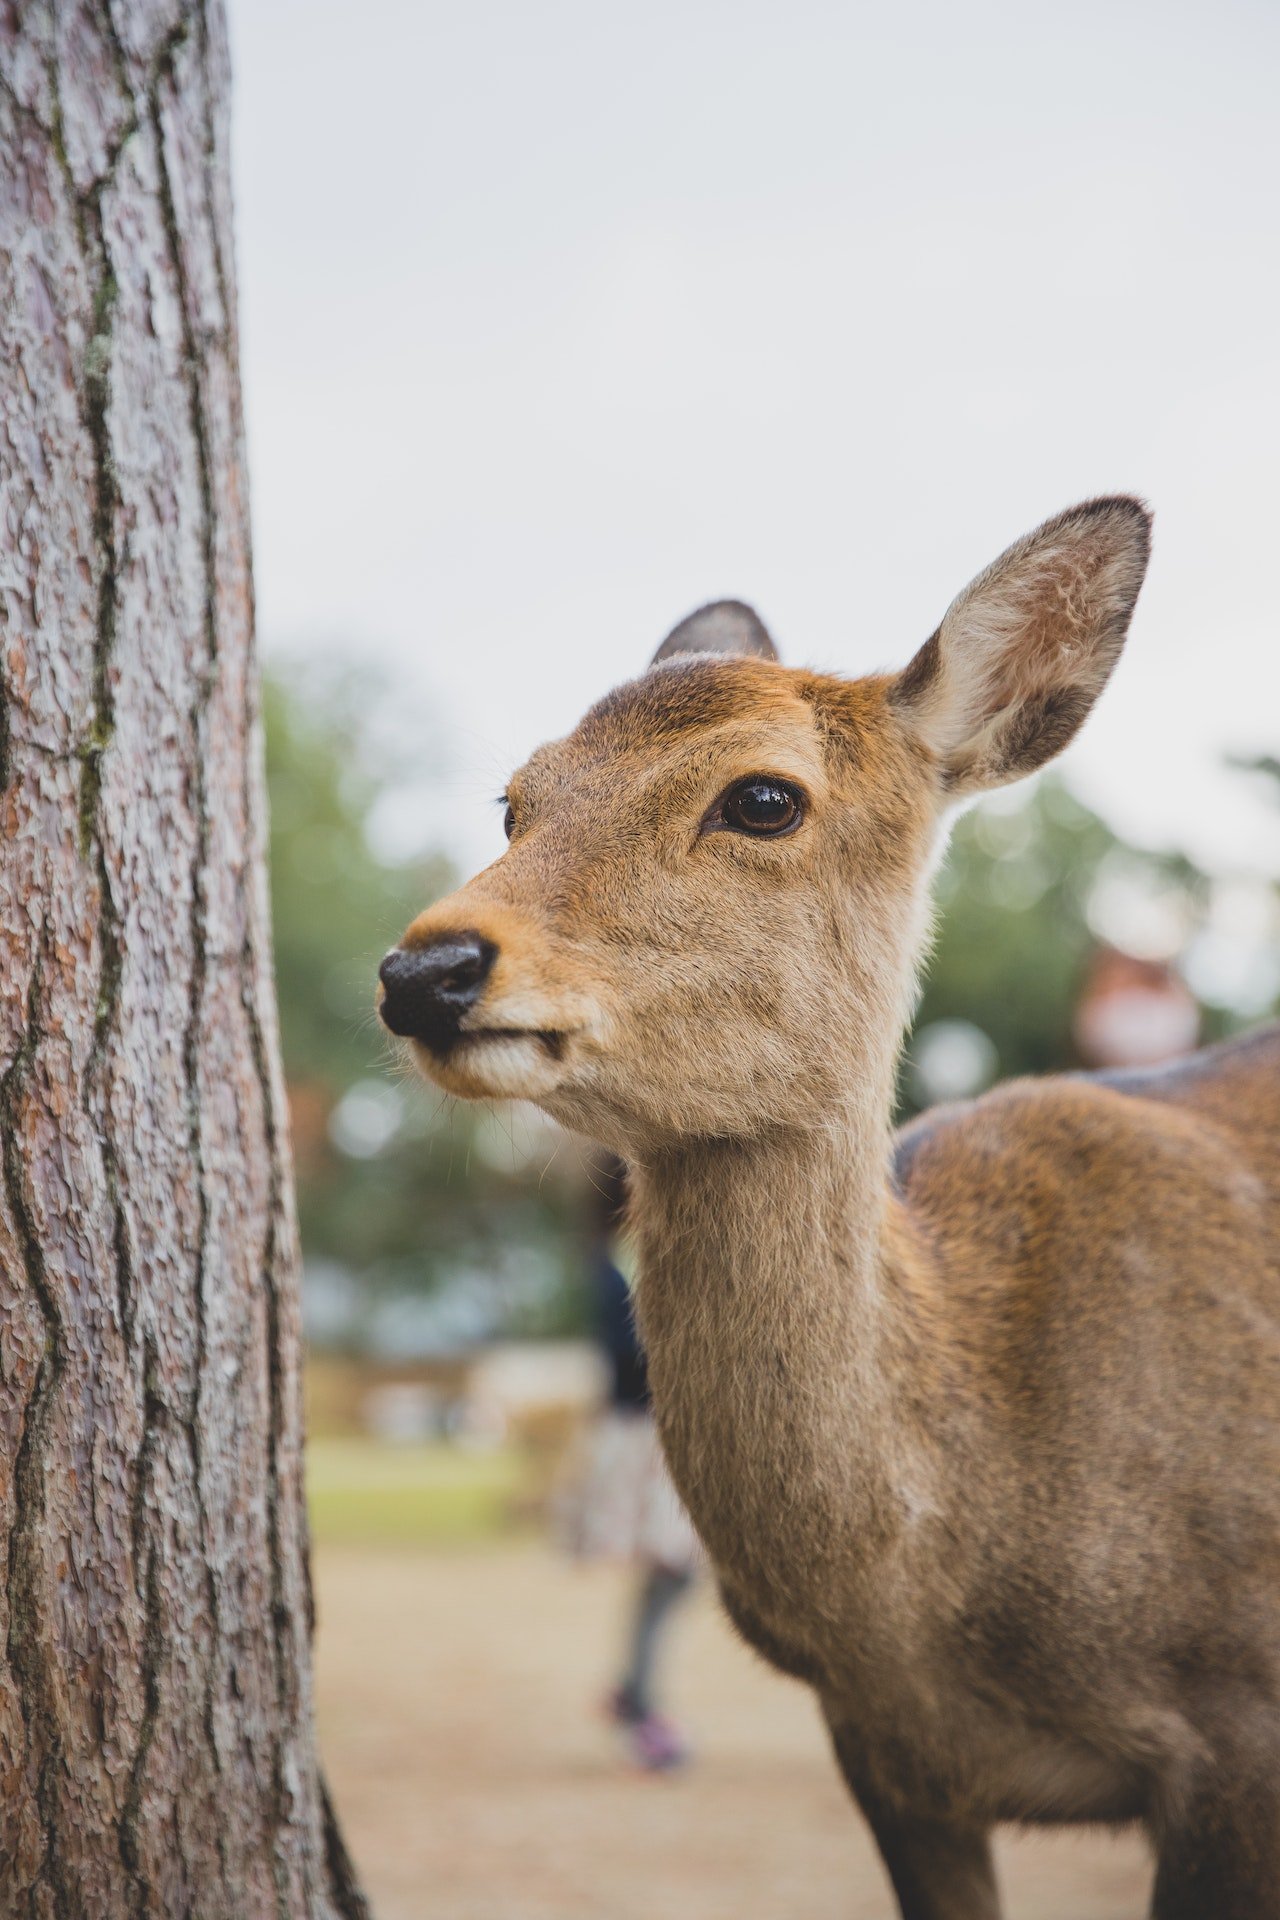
[[559, 1158, 702, 1772], [1073, 946, 1202, 1071]]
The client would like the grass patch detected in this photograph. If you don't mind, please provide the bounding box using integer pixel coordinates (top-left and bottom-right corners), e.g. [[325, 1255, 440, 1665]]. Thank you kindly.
[[307, 1437, 530, 1546]]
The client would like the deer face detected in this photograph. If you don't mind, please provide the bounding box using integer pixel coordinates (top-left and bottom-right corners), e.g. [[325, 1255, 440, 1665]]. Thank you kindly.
[[382, 655, 934, 1150], [380, 498, 1150, 1152]]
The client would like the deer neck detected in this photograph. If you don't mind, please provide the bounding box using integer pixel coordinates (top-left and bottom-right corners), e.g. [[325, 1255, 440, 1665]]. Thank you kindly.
[[629, 1083, 943, 1614]]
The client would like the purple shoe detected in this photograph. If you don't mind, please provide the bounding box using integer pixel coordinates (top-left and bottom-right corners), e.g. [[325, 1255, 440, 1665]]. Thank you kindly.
[[625, 1711, 690, 1772]]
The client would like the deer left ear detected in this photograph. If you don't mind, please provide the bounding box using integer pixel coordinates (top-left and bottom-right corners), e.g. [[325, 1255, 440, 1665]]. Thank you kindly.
[[651, 599, 779, 666], [890, 497, 1151, 798]]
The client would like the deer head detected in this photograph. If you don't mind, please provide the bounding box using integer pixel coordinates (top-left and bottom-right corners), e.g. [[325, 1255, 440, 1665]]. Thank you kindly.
[[379, 498, 1150, 1154]]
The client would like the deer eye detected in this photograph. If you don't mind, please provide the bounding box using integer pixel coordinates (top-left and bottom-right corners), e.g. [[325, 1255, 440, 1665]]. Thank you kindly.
[[711, 776, 805, 837]]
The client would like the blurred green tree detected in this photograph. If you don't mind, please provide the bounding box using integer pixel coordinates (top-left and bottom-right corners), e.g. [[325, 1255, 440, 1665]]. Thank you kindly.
[[1236, 754, 1280, 795], [264, 664, 449, 1092], [902, 777, 1218, 1114], [263, 663, 577, 1340]]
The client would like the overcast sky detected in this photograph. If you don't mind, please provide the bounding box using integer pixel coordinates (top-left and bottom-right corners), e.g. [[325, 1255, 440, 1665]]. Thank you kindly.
[[226, 0, 1279, 882]]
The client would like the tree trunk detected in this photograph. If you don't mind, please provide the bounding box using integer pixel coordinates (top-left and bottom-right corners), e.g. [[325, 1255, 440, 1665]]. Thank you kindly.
[[0, 6, 368, 1913]]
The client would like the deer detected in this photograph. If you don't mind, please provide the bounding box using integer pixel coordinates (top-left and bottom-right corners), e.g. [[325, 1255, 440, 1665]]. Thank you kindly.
[[377, 498, 1280, 1919]]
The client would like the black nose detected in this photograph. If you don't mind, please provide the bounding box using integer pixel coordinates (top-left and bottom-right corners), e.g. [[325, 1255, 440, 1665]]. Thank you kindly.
[[378, 933, 497, 1047]]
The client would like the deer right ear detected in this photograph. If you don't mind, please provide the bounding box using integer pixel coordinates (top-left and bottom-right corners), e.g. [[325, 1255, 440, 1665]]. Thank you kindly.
[[890, 497, 1151, 799], [651, 599, 779, 666]]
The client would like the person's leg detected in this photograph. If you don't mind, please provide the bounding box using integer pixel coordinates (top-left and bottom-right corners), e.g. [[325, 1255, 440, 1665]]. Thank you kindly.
[[616, 1561, 694, 1721]]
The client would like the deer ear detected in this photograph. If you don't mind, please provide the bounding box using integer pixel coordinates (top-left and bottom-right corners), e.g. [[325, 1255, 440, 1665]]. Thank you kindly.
[[651, 599, 779, 666], [890, 497, 1151, 798]]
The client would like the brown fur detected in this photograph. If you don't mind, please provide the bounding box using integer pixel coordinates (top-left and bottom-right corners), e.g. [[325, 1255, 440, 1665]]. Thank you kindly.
[[385, 500, 1280, 1918]]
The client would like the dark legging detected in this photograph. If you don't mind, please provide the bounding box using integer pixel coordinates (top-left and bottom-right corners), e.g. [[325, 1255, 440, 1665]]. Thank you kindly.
[[616, 1562, 695, 1720]]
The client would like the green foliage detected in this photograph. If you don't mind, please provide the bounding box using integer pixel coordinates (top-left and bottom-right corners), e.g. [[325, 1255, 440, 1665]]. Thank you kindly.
[[263, 662, 577, 1328], [1231, 754, 1280, 804], [264, 667, 450, 1091], [903, 777, 1216, 1113]]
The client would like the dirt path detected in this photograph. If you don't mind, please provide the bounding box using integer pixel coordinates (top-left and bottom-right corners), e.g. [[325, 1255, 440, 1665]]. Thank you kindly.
[[314, 1543, 1151, 1919]]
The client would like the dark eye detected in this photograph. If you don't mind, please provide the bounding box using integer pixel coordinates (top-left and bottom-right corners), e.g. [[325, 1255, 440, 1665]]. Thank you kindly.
[[503, 803, 516, 840], [716, 777, 804, 837]]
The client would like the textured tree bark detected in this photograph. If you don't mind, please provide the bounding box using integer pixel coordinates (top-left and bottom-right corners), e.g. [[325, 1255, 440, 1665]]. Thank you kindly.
[[0, 5, 369, 1913]]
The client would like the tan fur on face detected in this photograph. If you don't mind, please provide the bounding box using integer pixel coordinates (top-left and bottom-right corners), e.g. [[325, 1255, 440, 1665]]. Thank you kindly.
[[386, 501, 1280, 1919], [406, 656, 936, 1152]]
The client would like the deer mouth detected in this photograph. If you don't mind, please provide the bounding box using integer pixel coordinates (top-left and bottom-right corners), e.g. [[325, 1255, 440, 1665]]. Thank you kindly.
[[453, 1026, 567, 1062], [408, 1023, 575, 1103]]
